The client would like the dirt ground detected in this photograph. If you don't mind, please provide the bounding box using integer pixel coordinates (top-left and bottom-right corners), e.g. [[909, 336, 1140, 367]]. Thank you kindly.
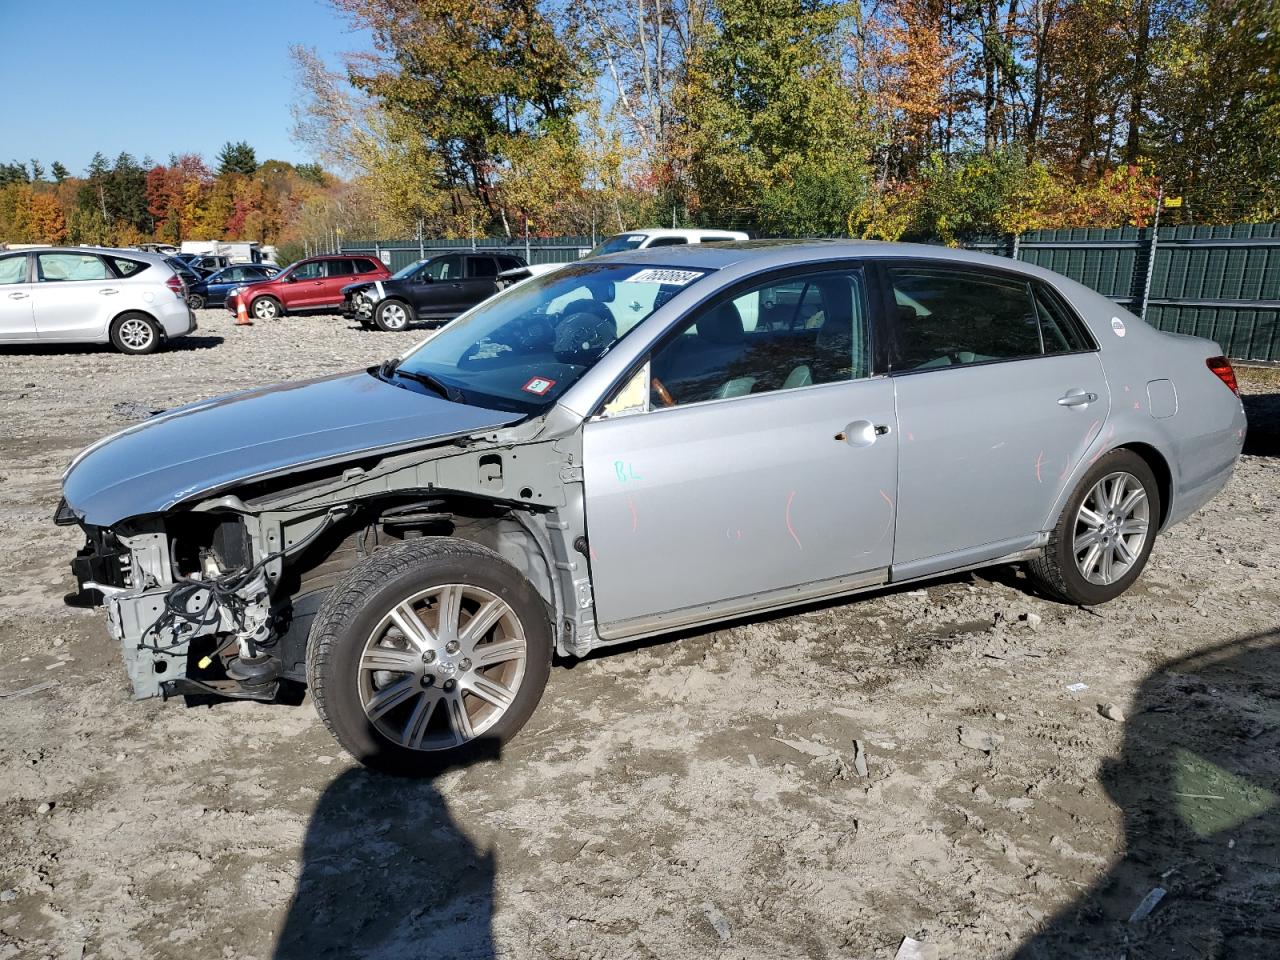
[[1, 309, 1277, 960]]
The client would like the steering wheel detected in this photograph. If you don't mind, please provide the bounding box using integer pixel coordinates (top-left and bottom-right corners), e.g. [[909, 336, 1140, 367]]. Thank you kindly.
[[651, 376, 677, 408], [554, 307, 615, 363]]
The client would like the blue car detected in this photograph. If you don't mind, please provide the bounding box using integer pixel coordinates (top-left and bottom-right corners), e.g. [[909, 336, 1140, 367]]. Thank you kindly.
[[187, 263, 280, 310]]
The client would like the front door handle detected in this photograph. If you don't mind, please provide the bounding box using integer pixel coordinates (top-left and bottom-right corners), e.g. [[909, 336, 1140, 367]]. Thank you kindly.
[[99, 288, 118, 296], [8, 291, 29, 300], [1058, 389, 1098, 407], [835, 420, 888, 446]]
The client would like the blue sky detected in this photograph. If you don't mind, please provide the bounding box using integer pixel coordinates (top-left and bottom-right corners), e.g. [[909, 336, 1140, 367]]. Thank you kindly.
[[0, 0, 371, 175]]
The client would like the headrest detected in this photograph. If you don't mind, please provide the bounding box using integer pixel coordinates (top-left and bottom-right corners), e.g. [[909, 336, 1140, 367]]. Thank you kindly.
[[697, 301, 745, 344]]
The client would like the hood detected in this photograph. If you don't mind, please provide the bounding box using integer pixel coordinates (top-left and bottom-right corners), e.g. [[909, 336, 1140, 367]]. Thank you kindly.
[[341, 280, 376, 295], [62, 371, 524, 526]]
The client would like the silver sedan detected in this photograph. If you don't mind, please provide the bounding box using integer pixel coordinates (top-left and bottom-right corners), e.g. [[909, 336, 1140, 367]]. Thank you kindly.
[[59, 241, 1246, 773]]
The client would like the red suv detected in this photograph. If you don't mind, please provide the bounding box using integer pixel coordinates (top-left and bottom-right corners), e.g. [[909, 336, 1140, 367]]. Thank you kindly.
[[225, 254, 390, 321]]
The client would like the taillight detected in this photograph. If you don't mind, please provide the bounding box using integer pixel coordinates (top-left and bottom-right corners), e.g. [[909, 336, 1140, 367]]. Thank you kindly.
[[165, 275, 185, 298], [1206, 356, 1240, 397]]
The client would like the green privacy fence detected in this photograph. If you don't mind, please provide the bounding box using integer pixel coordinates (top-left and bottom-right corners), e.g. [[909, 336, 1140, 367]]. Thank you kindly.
[[343, 224, 1280, 362], [341, 236, 596, 273], [965, 223, 1280, 362]]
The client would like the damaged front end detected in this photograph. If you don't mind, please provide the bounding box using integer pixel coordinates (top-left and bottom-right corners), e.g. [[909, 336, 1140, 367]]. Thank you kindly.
[[63, 500, 351, 702]]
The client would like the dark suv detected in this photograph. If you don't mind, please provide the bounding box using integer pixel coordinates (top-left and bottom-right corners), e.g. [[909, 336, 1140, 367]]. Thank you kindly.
[[341, 251, 526, 331], [226, 255, 391, 321]]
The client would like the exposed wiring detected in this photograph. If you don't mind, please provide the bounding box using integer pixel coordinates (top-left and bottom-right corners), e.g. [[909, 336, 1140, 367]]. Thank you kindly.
[[138, 506, 351, 654]]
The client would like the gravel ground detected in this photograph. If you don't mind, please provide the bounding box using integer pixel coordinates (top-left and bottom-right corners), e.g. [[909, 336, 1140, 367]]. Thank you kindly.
[[0, 309, 1277, 960]]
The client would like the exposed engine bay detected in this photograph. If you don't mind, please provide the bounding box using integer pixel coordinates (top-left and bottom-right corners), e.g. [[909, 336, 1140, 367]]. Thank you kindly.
[[61, 419, 598, 703]]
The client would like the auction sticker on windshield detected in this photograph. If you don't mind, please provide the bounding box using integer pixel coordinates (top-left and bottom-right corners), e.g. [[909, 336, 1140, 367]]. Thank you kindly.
[[522, 377, 557, 396], [627, 269, 704, 286]]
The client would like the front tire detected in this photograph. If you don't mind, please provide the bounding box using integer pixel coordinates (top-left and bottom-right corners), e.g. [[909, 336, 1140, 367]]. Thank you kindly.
[[109, 312, 161, 355], [251, 296, 282, 321], [375, 298, 413, 331], [1028, 449, 1160, 605], [306, 537, 552, 775]]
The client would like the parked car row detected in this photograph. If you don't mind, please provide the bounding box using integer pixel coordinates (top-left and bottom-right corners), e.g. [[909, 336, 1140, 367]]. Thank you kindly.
[[0, 229, 753, 353]]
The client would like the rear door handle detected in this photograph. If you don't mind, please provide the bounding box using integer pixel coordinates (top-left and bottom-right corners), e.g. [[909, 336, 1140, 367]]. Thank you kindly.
[[8, 291, 29, 300], [1058, 389, 1098, 407], [99, 288, 118, 295]]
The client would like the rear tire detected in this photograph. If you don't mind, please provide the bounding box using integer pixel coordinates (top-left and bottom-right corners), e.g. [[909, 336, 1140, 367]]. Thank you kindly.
[[1028, 449, 1160, 605], [187, 293, 205, 311], [251, 296, 282, 321], [109, 312, 161, 355], [306, 537, 552, 776]]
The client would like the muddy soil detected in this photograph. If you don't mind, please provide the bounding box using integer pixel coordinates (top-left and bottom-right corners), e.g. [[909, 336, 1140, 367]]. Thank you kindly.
[[1, 310, 1277, 960]]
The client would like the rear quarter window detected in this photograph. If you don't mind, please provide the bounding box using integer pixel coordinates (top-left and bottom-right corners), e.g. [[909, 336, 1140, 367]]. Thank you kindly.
[[110, 257, 150, 277]]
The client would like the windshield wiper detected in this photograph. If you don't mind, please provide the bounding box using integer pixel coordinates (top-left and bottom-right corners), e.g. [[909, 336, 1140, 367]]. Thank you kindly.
[[391, 366, 466, 404]]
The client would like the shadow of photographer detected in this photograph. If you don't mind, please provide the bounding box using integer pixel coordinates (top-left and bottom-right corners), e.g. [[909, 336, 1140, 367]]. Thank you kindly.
[[275, 740, 500, 960], [1016, 628, 1280, 958]]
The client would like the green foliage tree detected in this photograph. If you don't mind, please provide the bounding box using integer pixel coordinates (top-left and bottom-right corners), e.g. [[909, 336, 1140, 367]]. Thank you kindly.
[[51, 161, 69, 183], [217, 140, 258, 176], [684, 0, 869, 230]]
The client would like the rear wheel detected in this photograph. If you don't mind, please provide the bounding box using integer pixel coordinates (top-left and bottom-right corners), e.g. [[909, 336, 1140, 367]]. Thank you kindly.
[[251, 296, 281, 321], [375, 299, 413, 331], [306, 537, 552, 775], [109, 312, 161, 355], [1028, 449, 1159, 605], [187, 293, 205, 311]]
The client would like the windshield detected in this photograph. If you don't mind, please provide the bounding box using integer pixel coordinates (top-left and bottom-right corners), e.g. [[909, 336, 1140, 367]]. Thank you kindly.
[[393, 262, 710, 414], [587, 233, 649, 257], [391, 259, 429, 281]]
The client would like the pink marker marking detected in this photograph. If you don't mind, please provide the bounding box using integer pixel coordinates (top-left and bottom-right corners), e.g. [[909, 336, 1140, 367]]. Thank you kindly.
[[627, 496, 638, 532], [785, 490, 802, 549], [1034, 450, 1045, 483]]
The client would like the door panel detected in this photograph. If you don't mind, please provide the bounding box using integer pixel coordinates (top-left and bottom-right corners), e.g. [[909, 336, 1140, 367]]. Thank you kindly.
[[891, 353, 1110, 572], [583, 380, 898, 632], [0, 284, 35, 339], [283, 261, 326, 307], [30, 253, 116, 339], [0, 254, 34, 339]]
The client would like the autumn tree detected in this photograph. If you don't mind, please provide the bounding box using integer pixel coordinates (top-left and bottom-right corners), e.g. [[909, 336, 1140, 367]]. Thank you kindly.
[[328, 0, 590, 232]]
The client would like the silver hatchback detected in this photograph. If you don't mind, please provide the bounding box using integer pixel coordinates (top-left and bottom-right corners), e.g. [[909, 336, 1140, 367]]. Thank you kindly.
[[0, 246, 196, 354], [57, 241, 1246, 773]]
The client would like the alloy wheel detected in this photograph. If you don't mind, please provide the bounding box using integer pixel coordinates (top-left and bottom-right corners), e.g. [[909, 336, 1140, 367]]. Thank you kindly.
[[357, 583, 527, 751], [253, 299, 278, 320], [381, 303, 408, 329], [118, 318, 154, 351], [1073, 471, 1150, 586]]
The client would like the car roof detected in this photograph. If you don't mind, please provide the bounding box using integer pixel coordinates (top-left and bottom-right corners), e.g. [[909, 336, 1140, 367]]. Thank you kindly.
[[611, 228, 749, 240], [591, 238, 1061, 276], [16, 246, 171, 266]]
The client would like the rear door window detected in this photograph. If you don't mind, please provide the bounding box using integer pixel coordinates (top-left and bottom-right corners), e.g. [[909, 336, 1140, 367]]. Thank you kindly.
[[466, 256, 498, 278], [0, 254, 28, 284], [645, 236, 688, 247], [37, 253, 111, 282], [887, 267, 1043, 370], [325, 259, 357, 278], [353, 258, 378, 274]]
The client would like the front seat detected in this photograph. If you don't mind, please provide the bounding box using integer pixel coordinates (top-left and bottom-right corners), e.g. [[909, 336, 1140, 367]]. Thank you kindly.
[[660, 301, 750, 402]]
